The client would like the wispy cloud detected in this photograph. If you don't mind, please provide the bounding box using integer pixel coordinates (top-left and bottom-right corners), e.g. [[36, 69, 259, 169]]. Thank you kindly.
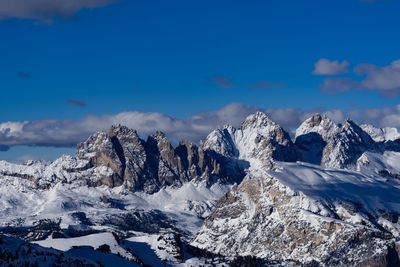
[[211, 75, 285, 91], [211, 75, 234, 89], [67, 99, 87, 107], [0, 0, 117, 22], [17, 71, 31, 79], [251, 81, 286, 90], [318, 59, 400, 97], [1, 103, 400, 151], [313, 58, 349, 75]]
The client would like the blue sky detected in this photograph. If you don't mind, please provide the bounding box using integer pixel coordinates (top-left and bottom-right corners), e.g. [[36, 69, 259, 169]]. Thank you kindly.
[[1, 0, 400, 161]]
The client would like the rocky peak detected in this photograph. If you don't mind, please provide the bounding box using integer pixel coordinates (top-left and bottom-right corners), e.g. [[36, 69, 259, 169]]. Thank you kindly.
[[202, 125, 238, 157], [322, 119, 377, 169], [309, 113, 323, 127], [76, 130, 124, 187], [240, 111, 276, 130], [109, 124, 138, 137], [147, 131, 177, 161], [145, 131, 188, 187], [147, 131, 176, 159], [294, 115, 378, 168], [73, 124, 250, 193], [153, 130, 167, 140], [218, 112, 297, 168], [342, 119, 359, 132], [108, 125, 142, 149], [340, 119, 375, 147], [109, 126, 148, 191], [175, 140, 201, 178], [295, 113, 339, 141], [76, 131, 108, 159], [238, 112, 290, 142], [201, 112, 298, 167]]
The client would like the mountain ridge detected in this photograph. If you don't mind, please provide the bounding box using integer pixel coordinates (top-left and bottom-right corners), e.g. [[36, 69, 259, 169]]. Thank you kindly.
[[2, 111, 396, 194], [1, 111, 400, 266]]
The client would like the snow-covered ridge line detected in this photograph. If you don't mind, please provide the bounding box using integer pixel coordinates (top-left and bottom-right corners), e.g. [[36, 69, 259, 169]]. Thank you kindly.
[[1, 111, 400, 194]]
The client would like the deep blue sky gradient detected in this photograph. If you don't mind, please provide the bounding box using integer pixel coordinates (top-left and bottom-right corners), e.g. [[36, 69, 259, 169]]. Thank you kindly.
[[1, 0, 400, 161], [1, 0, 400, 122]]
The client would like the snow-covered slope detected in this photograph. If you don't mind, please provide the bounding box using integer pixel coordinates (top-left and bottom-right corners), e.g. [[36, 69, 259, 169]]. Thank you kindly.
[[357, 151, 400, 184], [192, 161, 400, 266], [0, 155, 113, 189], [0, 174, 232, 265], [0, 176, 229, 231], [0, 233, 141, 267]]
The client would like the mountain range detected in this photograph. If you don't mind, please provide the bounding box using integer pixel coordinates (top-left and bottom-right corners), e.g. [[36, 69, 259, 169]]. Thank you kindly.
[[1, 111, 400, 266]]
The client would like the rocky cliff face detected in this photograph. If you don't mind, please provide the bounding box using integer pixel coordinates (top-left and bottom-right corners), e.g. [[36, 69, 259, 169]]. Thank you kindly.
[[234, 111, 298, 165], [295, 114, 380, 169], [75, 124, 250, 193], [202, 112, 298, 171], [295, 114, 339, 165], [72, 112, 299, 192], [322, 119, 378, 168], [192, 161, 400, 266], [188, 113, 400, 266]]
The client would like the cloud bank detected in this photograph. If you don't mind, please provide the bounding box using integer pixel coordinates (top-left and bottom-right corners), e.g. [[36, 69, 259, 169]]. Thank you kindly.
[[0, 0, 116, 21], [1, 103, 400, 151]]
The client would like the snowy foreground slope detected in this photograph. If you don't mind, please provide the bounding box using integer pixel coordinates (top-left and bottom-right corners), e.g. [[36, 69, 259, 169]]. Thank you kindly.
[[193, 162, 400, 266], [1, 112, 400, 266]]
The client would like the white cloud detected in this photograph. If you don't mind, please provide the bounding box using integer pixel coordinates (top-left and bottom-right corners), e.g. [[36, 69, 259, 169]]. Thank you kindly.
[[356, 60, 400, 95], [318, 59, 400, 97], [313, 58, 349, 75], [0, 0, 116, 21]]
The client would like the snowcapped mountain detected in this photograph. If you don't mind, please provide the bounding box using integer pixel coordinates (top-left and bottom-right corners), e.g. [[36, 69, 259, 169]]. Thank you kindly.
[[361, 124, 400, 143], [295, 114, 379, 169], [202, 111, 298, 171], [1, 111, 400, 266], [322, 119, 378, 169], [295, 114, 340, 165]]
